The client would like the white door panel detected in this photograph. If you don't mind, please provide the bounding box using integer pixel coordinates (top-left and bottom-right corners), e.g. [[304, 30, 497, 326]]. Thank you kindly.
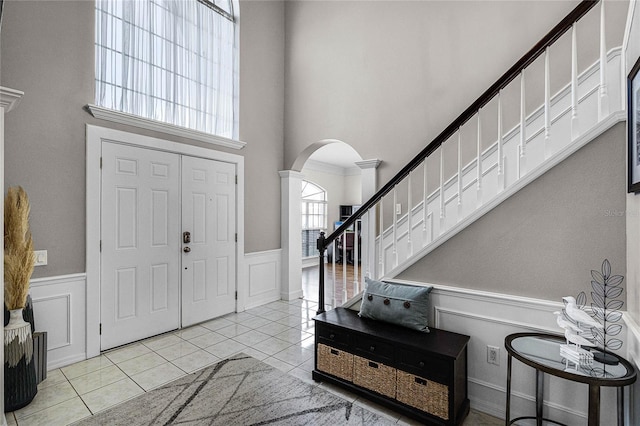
[[101, 143, 181, 350], [101, 143, 236, 347], [181, 156, 236, 326]]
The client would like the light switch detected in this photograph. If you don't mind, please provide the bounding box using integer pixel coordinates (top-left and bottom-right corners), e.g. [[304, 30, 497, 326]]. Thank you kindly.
[[396, 203, 402, 215], [34, 250, 47, 266]]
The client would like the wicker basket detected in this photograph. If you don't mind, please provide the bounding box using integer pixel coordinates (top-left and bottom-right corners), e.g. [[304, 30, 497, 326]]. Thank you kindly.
[[353, 355, 396, 398], [396, 370, 449, 420], [317, 343, 354, 381]]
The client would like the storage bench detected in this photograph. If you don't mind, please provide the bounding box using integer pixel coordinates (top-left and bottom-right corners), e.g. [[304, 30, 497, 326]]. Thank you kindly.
[[312, 307, 470, 426]]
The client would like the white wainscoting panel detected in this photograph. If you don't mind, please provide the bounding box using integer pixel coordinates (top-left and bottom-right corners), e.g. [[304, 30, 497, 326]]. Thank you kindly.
[[29, 273, 87, 370], [390, 279, 625, 425], [244, 249, 282, 310]]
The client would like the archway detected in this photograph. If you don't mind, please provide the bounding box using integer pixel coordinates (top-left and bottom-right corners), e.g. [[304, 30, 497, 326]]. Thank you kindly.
[[280, 140, 380, 305]]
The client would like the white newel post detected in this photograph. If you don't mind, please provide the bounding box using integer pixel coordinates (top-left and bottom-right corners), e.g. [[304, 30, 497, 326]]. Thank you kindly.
[[355, 159, 381, 283], [279, 170, 304, 301], [1, 87, 24, 425]]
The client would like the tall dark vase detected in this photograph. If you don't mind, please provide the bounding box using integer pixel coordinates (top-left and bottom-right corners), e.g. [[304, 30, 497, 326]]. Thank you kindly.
[[4, 306, 37, 412]]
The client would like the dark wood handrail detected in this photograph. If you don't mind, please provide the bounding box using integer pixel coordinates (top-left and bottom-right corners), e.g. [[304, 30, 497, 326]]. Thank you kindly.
[[315, 0, 598, 314], [319, 0, 598, 250]]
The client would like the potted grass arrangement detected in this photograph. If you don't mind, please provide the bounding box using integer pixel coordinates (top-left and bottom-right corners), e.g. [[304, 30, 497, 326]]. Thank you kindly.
[[4, 186, 37, 411]]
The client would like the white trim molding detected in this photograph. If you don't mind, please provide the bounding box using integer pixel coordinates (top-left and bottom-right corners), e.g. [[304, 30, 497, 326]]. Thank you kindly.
[[87, 104, 246, 150], [387, 279, 626, 424], [0, 87, 24, 112], [243, 249, 283, 310], [85, 124, 246, 358], [1, 86, 24, 422], [279, 170, 305, 301]]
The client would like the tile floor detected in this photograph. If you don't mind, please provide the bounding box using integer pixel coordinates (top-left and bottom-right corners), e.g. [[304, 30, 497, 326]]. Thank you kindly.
[[5, 298, 502, 425]]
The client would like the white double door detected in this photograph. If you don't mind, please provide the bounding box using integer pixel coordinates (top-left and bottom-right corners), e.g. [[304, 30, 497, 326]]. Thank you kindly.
[[100, 142, 236, 350]]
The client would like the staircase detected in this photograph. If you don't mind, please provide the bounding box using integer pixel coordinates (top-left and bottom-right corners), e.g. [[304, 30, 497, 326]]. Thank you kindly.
[[316, 0, 627, 312]]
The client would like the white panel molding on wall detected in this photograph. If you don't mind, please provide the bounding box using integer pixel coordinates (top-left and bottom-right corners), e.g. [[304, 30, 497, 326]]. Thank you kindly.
[[243, 249, 282, 310], [389, 279, 627, 425], [29, 273, 87, 370]]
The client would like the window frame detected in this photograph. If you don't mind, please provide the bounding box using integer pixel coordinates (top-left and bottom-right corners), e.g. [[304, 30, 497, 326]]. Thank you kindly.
[[90, 0, 241, 148], [301, 181, 328, 259]]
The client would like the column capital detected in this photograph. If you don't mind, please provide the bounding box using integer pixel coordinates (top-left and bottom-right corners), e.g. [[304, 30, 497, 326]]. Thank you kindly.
[[278, 170, 305, 179], [355, 159, 381, 170], [0, 87, 24, 112]]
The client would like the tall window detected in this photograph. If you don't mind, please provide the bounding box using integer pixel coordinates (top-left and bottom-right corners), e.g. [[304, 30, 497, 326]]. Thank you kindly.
[[95, 0, 237, 139], [301, 181, 327, 258]]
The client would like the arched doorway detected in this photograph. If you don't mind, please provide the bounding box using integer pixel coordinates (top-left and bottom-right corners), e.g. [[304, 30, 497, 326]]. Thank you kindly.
[[279, 140, 380, 307]]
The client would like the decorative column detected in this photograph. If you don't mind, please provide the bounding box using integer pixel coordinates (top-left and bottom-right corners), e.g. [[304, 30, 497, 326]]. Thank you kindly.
[[355, 159, 381, 282], [279, 170, 304, 301], [1, 87, 25, 421]]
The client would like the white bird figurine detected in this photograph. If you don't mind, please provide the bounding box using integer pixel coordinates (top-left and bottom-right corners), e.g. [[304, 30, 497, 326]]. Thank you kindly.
[[564, 329, 595, 348], [562, 296, 603, 329], [553, 311, 582, 333]]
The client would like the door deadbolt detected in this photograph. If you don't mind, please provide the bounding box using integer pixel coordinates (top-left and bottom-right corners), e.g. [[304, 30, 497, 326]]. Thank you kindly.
[[183, 246, 191, 253], [183, 231, 191, 244]]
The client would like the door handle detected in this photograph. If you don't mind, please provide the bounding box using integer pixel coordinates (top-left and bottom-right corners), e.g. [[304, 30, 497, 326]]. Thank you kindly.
[[183, 246, 191, 253], [183, 231, 191, 244]]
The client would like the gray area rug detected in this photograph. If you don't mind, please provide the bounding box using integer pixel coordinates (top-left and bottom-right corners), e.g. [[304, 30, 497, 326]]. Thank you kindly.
[[74, 353, 395, 425]]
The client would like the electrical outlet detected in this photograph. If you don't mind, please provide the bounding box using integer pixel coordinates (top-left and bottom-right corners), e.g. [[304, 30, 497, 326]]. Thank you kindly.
[[487, 345, 500, 365]]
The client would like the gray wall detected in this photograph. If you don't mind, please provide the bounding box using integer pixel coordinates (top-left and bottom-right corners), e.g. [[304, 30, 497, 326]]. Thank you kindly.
[[1, 0, 285, 278], [625, 0, 640, 325], [282, 0, 627, 185], [398, 122, 627, 302]]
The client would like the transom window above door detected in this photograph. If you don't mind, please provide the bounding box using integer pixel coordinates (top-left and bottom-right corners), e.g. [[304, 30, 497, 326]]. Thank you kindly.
[[94, 0, 238, 139]]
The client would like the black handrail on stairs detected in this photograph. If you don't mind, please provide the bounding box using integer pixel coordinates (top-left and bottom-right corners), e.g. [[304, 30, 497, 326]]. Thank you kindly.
[[316, 0, 599, 314]]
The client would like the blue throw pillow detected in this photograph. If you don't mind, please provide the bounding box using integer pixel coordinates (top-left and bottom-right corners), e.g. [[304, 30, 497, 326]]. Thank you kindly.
[[359, 278, 432, 332]]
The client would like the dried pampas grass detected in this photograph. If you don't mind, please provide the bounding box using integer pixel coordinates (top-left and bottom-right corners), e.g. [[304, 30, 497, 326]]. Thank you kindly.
[[4, 186, 34, 310]]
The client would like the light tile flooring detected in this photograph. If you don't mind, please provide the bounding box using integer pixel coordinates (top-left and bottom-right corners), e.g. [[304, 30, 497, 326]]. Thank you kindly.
[[5, 298, 501, 426]]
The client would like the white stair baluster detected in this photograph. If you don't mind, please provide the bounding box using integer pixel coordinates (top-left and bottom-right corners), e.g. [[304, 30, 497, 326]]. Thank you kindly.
[[497, 91, 505, 192], [519, 70, 527, 178], [366, 209, 371, 280], [544, 46, 552, 158], [332, 239, 337, 309], [476, 111, 483, 207], [439, 145, 445, 232], [354, 220, 359, 294], [423, 159, 428, 235], [379, 200, 384, 276], [407, 171, 413, 256], [457, 129, 463, 220], [392, 186, 398, 267], [341, 231, 347, 304], [571, 24, 580, 140], [599, 0, 609, 119]]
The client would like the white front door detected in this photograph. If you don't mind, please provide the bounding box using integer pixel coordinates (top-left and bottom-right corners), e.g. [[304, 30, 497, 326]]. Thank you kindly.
[[100, 143, 181, 350], [181, 156, 237, 327]]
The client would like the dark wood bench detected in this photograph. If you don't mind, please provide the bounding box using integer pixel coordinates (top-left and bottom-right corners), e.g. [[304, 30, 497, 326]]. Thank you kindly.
[[313, 307, 470, 426]]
